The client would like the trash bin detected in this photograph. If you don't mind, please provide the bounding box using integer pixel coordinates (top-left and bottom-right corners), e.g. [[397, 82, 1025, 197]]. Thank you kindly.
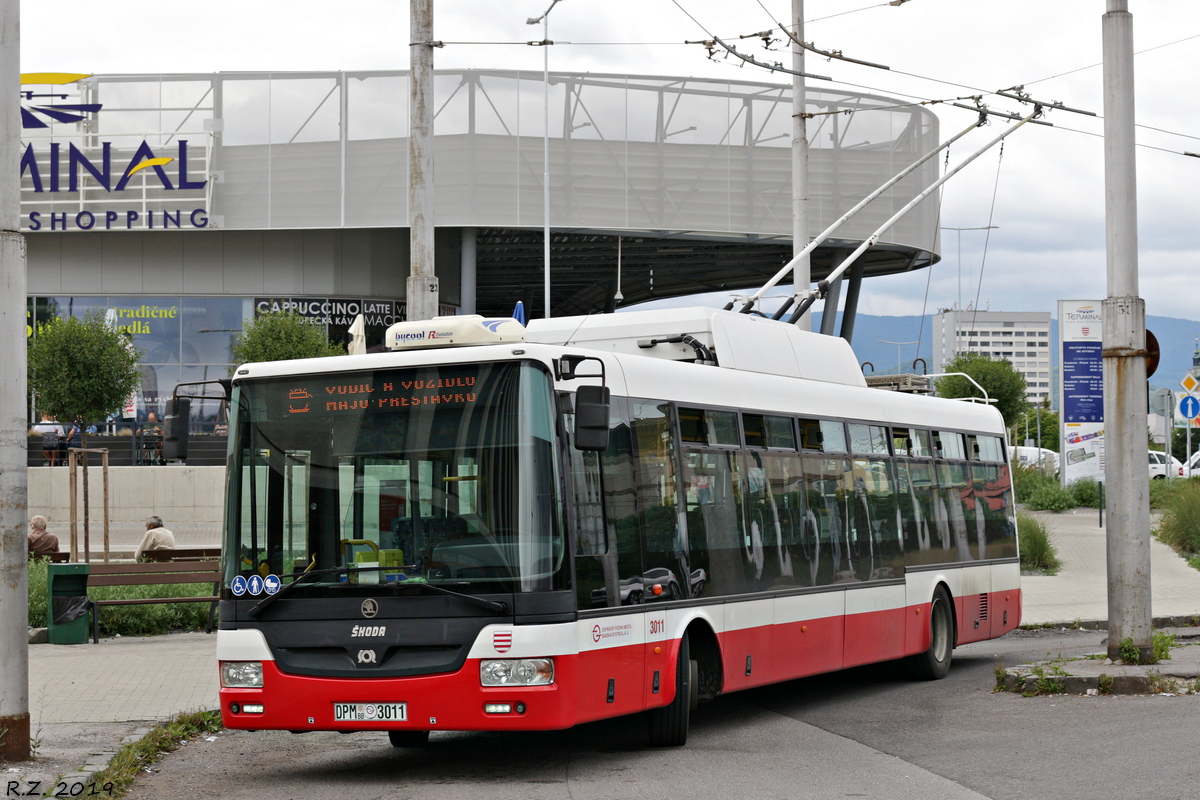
[[46, 563, 90, 645]]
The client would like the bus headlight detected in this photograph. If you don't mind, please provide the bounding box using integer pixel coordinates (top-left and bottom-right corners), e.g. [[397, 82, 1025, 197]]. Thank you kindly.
[[480, 658, 554, 686], [221, 661, 264, 688]]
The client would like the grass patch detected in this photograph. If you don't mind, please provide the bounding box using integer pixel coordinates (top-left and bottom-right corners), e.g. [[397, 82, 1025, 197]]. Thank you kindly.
[[27, 558, 214, 637], [1154, 479, 1200, 556], [87, 709, 222, 798], [1022, 664, 1068, 696], [1018, 511, 1062, 573]]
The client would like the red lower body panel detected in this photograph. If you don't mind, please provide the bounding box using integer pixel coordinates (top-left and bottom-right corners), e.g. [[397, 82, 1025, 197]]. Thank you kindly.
[[222, 659, 579, 732], [221, 587, 1023, 733]]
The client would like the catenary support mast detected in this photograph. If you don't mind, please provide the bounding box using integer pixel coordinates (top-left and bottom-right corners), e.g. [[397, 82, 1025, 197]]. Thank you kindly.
[[0, 0, 31, 762], [408, 0, 440, 322], [1102, 0, 1152, 661], [791, 0, 810, 330]]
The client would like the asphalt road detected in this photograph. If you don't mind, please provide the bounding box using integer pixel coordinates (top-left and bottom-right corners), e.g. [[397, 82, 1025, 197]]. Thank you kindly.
[[126, 629, 1200, 800]]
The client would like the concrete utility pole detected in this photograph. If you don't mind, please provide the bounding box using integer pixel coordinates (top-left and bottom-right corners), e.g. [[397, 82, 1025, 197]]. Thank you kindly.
[[791, 0, 811, 330], [407, 0, 440, 322], [1101, 0, 1153, 662], [0, 0, 31, 762]]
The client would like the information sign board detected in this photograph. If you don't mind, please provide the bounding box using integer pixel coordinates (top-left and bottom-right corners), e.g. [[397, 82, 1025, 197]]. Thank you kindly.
[[1058, 300, 1105, 484]]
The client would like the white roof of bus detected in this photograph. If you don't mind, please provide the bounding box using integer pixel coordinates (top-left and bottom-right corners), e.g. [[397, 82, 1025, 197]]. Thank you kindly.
[[610, 348, 1005, 435], [232, 312, 1004, 437]]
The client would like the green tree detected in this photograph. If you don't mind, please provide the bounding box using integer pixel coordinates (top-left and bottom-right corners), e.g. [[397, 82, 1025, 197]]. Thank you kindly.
[[935, 352, 1029, 428], [231, 311, 345, 365], [1012, 401, 1059, 452], [28, 310, 143, 439], [28, 310, 144, 558]]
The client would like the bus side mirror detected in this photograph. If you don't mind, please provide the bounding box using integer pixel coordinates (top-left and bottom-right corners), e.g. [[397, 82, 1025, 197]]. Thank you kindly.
[[574, 385, 610, 452], [162, 396, 191, 461]]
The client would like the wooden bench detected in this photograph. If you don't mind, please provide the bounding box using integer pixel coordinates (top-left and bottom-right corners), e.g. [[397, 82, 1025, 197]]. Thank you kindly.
[[47, 547, 222, 564], [85, 560, 222, 643], [141, 547, 222, 562]]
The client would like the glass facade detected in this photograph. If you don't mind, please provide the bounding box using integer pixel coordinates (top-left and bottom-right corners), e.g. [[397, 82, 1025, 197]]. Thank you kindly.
[[26, 295, 402, 430]]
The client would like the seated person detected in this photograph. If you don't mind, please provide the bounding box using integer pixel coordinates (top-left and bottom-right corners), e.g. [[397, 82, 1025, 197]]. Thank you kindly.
[[28, 515, 59, 558]]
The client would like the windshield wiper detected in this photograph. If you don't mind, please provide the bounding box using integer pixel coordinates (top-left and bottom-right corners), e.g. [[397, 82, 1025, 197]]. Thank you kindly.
[[400, 580, 509, 614], [246, 565, 509, 619]]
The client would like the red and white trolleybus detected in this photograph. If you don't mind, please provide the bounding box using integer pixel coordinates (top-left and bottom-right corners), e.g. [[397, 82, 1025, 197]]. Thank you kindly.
[[216, 307, 1019, 747]]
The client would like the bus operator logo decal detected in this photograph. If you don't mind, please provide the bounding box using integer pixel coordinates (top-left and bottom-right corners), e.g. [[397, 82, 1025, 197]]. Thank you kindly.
[[361, 598, 379, 618], [493, 631, 512, 653]]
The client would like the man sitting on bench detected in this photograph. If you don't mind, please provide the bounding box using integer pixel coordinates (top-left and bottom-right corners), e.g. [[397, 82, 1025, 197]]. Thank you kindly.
[[135, 515, 176, 562], [28, 514, 59, 558]]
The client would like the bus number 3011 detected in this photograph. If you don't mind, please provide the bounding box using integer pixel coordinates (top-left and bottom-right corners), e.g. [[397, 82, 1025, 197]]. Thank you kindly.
[[649, 619, 665, 636]]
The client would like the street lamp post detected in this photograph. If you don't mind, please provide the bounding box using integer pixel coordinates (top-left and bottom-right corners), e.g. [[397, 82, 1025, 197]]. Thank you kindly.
[[940, 226, 998, 310], [527, 0, 565, 319], [879, 340, 919, 373]]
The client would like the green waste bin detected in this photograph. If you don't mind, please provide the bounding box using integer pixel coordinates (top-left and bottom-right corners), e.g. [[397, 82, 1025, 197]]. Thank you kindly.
[[46, 563, 90, 645]]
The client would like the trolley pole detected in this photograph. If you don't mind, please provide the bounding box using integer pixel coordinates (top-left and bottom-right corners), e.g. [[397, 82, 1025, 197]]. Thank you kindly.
[[1101, 0, 1153, 662], [791, 0, 811, 330], [0, 0, 32, 762], [407, 0, 440, 322]]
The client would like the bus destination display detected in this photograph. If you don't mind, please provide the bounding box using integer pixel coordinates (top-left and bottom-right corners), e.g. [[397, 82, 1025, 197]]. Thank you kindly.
[[275, 373, 479, 418]]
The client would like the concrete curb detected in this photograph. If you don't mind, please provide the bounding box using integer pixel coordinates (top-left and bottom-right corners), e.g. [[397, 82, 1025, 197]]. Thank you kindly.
[[1000, 672, 1154, 695], [1021, 615, 1200, 631]]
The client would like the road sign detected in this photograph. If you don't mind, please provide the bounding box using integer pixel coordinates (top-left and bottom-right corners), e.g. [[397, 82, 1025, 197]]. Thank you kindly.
[[1182, 395, 1200, 420], [1183, 374, 1199, 394], [1153, 387, 1174, 417]]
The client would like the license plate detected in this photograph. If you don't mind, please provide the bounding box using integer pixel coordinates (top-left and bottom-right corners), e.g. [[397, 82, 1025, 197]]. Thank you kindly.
[[333, 702, 407, 722]]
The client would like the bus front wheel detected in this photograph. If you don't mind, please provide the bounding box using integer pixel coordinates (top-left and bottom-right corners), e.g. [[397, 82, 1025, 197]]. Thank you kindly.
[[647, 633, 698, 747]]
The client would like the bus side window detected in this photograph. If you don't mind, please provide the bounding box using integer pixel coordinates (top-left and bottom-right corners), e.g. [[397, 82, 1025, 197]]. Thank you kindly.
[[574, 397, 644, 609], [633, 399, 681, 604], [800, 455, 845, 586]]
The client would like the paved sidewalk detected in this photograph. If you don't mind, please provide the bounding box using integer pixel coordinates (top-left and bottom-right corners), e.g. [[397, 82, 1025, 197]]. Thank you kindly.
[[3, 633, 217, 792], [31, 633, 217, 724], [1021, 508, 1200, 626]]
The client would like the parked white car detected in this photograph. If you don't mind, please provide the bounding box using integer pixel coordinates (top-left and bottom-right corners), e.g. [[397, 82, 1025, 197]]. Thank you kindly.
[[1184, 449, 1200, 479], [1148, 450, 1185, 480], [1011, 446, 1060, 476]]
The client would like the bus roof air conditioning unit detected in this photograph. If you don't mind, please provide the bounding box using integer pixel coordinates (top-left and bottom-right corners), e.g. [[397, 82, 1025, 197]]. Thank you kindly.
[[386, 315, 527, 350]]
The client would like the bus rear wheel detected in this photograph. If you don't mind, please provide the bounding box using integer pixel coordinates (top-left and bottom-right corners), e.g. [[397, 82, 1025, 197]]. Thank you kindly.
[[647, 634, 698, 747], [388, 730, 430, 748], [906, 587, 954, 680]]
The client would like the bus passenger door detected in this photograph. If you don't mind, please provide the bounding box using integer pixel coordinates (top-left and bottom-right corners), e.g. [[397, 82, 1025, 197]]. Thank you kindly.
[[569, 397, 646, 723]]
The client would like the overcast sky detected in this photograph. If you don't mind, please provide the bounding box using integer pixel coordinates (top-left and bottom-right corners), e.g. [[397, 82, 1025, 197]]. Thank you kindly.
[[20, 1, 1200, 322]]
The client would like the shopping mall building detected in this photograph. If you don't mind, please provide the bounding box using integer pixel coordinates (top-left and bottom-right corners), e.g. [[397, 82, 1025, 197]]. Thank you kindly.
[[21, 69, 941, 442]]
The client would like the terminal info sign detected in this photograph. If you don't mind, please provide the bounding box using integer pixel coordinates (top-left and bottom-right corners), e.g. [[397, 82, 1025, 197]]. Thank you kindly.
[[1059, 300, 1104, 484]]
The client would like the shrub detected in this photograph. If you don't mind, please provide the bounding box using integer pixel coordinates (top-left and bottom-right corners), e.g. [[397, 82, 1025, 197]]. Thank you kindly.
[[1013, 462, 1058, 505], [1025, 484, 1076, 512], [1068, 478, 1100, 508], [1154, 479, 1200, 556], [1018, 511, 1062, 573], [28, 557, 212, 636]]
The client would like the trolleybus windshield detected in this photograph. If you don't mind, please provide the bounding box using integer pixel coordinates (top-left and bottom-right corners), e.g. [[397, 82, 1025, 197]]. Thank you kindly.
[[224, 361, 565, 596]]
